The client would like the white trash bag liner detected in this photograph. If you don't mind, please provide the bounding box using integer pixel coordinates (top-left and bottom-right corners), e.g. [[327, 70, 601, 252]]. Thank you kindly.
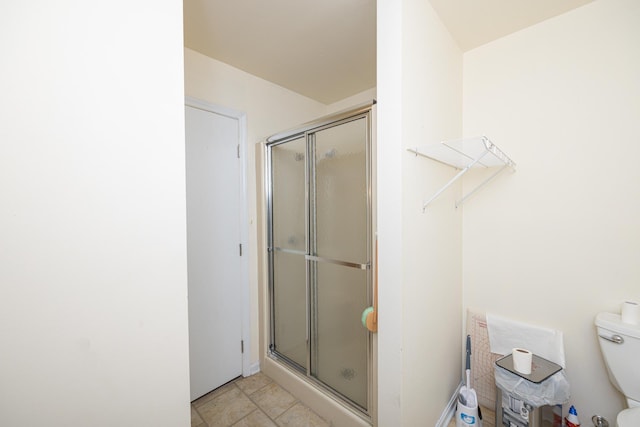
[[495, 366, 570, 408]]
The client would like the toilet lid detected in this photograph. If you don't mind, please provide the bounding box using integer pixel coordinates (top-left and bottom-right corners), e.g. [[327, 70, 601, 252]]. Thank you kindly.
[[618, 407, 640, 426]]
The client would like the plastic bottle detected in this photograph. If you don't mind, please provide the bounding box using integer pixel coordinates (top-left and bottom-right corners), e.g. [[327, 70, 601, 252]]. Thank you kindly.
[[552, 405, 563, 427], [565, 405, 581, 427]]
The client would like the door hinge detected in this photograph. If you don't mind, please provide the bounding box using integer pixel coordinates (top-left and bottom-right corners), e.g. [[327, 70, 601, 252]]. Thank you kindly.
[[239, 243, 243, 256], [241, 340, 244, 354], [237, 144, 240, 159]]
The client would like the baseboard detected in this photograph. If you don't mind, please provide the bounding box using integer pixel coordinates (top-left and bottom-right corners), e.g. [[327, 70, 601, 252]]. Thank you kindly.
[[436, 380, 463, 427], [248, 361, 260, 376]]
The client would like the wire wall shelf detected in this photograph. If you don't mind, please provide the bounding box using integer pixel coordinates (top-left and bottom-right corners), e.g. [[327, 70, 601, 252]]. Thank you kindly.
[[407, 136, 516, 211]]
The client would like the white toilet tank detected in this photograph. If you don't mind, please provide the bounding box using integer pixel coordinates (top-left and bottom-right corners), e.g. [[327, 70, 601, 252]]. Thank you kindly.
[[595, 312, 640, 407], [617, 407, 640, 427]]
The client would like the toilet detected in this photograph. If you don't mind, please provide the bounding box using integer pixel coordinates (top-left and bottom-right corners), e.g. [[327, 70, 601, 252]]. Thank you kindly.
[[595, 312, 640, 427]]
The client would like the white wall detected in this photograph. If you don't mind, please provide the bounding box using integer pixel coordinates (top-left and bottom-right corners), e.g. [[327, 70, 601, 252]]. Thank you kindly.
[[0, 1, 189, 426], [401, 0, 464, 424], [376, 0, 405, 423], [378, 0, 464, 424], [326, 87, 377, 113], [462, 0, 640, 423]]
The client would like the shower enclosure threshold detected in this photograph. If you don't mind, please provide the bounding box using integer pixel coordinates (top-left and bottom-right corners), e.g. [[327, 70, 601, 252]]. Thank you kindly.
[[263, 353, 373, 426]]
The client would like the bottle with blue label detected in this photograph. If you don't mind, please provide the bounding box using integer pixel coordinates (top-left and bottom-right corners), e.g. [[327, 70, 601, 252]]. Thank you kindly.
[[565, 405, 581, 427]]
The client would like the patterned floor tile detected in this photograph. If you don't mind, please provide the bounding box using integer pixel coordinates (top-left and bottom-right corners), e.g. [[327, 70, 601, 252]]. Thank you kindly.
[[232, 409, 278, 427], [191, 405, 206, 427], [193, 381, 239, 408], [196, 387, 258, 427], [235, 372, 273, 395], [275, 402, 329, 427], [249, 382, 297, 419]]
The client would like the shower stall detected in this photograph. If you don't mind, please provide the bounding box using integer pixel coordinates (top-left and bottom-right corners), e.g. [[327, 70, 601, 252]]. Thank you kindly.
[[265, 103, 374, 417]]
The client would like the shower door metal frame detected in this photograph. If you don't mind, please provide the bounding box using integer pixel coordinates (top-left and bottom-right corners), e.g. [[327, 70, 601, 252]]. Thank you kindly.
[[265, 131, 310, 375], [265, 102, 374, 419]]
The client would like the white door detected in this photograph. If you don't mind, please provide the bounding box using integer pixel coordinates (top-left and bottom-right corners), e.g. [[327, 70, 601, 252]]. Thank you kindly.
[[185, 104, 243, 401]]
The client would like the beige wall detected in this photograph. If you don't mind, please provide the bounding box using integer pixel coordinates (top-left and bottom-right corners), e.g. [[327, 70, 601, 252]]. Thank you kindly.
[[377, 0, 464, 424], [462, 0, 640, 422], [0, 1, 189, 426]]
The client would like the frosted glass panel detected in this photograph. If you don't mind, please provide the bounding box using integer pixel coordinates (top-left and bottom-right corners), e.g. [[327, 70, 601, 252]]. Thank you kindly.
[[315, 262, 368, 409], [271, 136, 307, 369], [273, 251, 307, 369], [312, 117, 369, 409], [272, 137, 306, 252], [314, 118, 367, 263]]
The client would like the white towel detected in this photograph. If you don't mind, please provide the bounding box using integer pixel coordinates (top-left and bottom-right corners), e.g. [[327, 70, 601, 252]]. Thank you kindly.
[[487, 313, 565, 367]]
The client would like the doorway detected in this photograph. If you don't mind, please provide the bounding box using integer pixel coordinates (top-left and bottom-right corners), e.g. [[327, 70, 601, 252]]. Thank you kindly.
[[185, 98, 250, 401]]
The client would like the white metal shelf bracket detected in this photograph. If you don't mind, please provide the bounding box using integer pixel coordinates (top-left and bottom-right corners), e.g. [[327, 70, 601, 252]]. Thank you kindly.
[[407, 136, 516, 212]]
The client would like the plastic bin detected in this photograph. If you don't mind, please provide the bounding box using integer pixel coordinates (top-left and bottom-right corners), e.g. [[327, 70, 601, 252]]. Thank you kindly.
[[496, 387, 562, 427], [494, 354, 568, 427]]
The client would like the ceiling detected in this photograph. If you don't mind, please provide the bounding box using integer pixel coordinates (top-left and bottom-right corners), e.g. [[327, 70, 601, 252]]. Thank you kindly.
[[183, 0, 376, 104], [183, 0, 594, 104], [428, 0, 595, 52]]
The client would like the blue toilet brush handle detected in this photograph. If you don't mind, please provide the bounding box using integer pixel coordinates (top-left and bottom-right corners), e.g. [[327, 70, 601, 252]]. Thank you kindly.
[[466, 335, 471, 370]]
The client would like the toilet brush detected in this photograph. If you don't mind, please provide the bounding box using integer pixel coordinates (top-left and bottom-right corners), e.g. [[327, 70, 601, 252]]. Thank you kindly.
[[456, 335, 482, 426]]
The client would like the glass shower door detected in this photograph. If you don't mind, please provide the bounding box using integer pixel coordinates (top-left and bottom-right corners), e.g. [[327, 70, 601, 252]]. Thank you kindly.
[[270, 136, 308, 369], [310, 117, 369, 409], [267, 107, 372, 415]]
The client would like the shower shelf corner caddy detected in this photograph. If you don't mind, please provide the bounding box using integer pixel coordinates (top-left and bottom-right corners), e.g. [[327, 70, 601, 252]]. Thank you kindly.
[[408, 136, 516, 211]]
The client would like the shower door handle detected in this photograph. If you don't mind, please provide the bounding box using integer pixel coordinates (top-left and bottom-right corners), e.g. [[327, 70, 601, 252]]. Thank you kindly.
[[305, 255, 369, 270]]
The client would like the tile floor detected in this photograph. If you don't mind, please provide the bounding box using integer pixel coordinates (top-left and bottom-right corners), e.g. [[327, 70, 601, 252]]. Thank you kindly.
[[191, 373, 330, 427], [194, 372, 495, 427]]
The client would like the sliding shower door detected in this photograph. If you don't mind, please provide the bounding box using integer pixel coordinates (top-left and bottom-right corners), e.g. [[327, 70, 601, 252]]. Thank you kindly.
[[270, 136, 308, 369], [267, 105, 372, 414]]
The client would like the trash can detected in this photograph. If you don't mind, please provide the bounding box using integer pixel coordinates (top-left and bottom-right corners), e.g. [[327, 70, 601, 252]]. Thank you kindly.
[[494, 353, 569, 427], [496, 387, 562, 427]]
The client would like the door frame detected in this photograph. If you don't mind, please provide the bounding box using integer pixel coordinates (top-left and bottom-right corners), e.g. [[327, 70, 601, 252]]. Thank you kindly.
[[185, 96, 252, 377]]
